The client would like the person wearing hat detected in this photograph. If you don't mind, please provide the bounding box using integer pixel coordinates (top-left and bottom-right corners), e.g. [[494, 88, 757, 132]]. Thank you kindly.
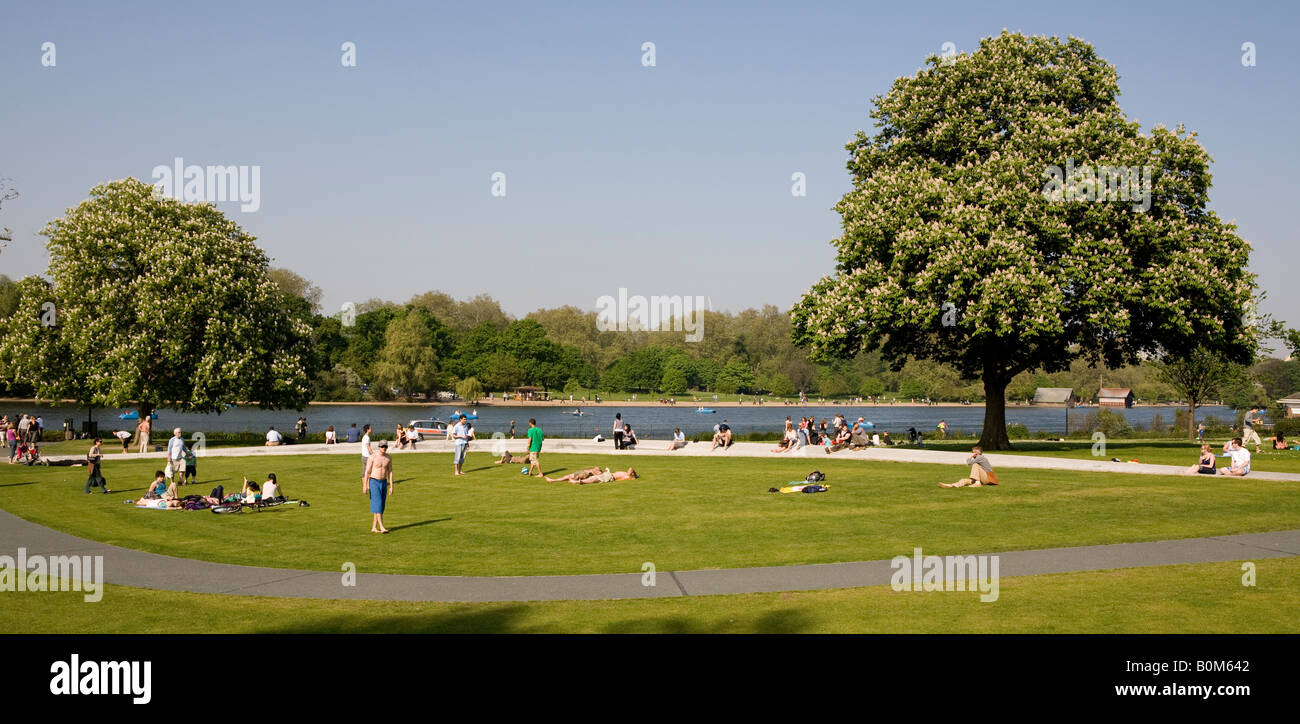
[[363, 440, 394, 533]]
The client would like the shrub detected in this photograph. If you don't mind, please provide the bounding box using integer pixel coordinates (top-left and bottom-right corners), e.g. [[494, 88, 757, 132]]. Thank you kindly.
[[1006, 423, 1030, 439]]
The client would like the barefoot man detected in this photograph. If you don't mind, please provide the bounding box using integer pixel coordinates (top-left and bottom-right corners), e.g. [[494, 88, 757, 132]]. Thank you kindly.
[[363, 440, 394, 533]]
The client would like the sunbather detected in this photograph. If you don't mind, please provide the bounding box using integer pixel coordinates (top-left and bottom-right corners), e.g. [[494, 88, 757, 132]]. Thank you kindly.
[[544, 466, 605, 482], [547, 467, 639, 484]]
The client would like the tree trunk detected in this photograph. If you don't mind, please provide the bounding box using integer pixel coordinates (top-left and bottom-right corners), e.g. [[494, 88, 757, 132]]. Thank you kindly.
[[979, 373, 1013, 450], [1187, 400, 1197, 440]]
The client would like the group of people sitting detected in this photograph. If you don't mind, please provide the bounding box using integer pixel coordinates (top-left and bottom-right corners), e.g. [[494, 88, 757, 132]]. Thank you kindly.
[[393, 424, 423, 450], [1187, 437, 1258, 476], [134, 472, 286, 509], [769, 416, 893, 454]]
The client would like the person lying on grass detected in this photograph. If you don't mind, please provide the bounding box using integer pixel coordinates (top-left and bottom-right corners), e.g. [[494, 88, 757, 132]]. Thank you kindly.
[[546, 467, 639, 484], [1265, 433, 1294, 451], [1186, 444, 1218, 475], [541, 465, 603, 481], [495, 451, 534, 465], [939, 446, 1000, 488]]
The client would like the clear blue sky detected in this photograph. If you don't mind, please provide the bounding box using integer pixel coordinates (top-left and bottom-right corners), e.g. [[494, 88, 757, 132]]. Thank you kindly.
[[2, 0, 1296, 329]]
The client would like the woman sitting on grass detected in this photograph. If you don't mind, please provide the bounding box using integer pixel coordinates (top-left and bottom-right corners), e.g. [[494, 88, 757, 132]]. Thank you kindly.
[[262, 473, 284, 500], [142, 471, 167, 499], [1186, 444, 1217, 475], [240, 477, 261, 504], [135, 471, 182, 508]]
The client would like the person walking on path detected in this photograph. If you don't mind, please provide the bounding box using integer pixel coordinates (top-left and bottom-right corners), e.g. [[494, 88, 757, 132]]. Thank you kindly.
[[451, 414, 471, 476], [612, 413, 625, 450], [1242, 407, 1264, 453], [363, 441, 394, 533], [84, 439, 112, 494], [526, 418, 544, 477], [508, 420, 516, 439]]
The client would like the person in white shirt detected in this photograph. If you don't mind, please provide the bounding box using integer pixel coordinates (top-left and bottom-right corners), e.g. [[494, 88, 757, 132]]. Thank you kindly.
[[325, 425, 337, 445], [262, 473, 282, 500], [166, 429, 187, 484], [265, 427, 283, 446], [360, 424, 373, 475], [1219, 438, 1251, 476], [668, 428, 687, 451]]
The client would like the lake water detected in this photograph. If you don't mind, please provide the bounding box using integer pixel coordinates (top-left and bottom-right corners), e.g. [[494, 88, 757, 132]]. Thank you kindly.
[[0, 401, 1233, 439]]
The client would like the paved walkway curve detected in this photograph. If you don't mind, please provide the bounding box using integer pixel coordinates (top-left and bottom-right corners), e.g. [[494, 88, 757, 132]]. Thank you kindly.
[[3, 510, 1296, 602]]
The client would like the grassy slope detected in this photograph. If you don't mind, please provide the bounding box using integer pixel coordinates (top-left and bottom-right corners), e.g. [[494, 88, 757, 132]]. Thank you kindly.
[[3, 558, 1295, 633], [1, 450, 1295, 577]]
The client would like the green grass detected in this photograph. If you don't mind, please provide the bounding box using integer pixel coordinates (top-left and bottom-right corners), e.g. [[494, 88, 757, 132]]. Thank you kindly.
[[918, 439, 1300, 474], [1, 450, 1295, 577], [3, 558, 1295, 633]]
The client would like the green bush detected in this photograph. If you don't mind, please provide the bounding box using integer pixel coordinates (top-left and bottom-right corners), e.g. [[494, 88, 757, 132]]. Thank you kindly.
[[1006, 423, 1030, 439]]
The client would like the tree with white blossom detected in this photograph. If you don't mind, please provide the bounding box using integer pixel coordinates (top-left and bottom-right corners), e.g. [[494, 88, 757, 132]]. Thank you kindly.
[[0, 178, 316, 420], [792, 31, 1257, 449]]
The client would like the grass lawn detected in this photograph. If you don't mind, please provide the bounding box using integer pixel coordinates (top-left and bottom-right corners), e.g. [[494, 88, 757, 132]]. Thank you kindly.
[[0, 450, 1295, 577], [919, 438, 1300, 474], [3, 558, 1294, 633]]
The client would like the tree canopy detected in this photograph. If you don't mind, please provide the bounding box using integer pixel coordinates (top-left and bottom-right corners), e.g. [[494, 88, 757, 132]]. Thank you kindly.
[[0, 178, 316, 417], [792, 31, 1258, 448]]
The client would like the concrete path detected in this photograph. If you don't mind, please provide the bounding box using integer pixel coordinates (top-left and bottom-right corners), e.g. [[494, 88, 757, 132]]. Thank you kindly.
[[45, 438, 1300, 482], [2, 509, 1295, 602]]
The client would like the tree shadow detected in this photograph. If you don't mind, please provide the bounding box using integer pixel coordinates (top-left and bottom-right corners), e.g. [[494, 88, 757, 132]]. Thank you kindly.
[[0, 481, 39, 488], [386, 517, 452, 532]]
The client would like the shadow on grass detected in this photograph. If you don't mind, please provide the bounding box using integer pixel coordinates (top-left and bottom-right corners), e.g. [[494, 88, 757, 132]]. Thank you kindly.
[[386, 517, 452, 532], [0, 481, 39, 488], [253, 604, 813, 633]]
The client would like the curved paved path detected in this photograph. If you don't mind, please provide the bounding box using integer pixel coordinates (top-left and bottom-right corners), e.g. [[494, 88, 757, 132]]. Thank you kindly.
[[3, 510, 1297, 602]]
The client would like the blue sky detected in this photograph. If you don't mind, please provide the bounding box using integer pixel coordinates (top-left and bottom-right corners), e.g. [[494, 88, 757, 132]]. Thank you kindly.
[[2, 0, 1296, 328]]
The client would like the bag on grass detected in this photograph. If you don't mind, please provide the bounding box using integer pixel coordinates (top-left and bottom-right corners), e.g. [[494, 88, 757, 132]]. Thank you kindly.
[[805, 471, 826, 483], [801, 484, 828, 494]]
